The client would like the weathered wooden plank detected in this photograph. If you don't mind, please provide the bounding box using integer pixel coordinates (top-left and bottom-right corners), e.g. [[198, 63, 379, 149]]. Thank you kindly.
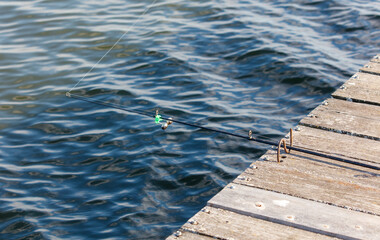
[[178, 207, 336, 240], [169, 55, 380, 240], [370, 54, 380, 63], [234, 146, 380, 215], [289, 125, 380, 164], [208, 183, 380, 240], [332, 72, 380, 105], [166, 230, 214, 240], [360, 61, 380, 75], [300, 98, 380, 140]]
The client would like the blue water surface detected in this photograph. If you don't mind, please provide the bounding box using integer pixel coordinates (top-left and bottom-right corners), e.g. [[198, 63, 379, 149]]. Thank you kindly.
[[0, 0, 379, 239]]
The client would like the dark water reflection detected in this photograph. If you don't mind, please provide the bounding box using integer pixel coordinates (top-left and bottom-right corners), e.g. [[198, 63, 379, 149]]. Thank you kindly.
[[0, 0, 379, 239]]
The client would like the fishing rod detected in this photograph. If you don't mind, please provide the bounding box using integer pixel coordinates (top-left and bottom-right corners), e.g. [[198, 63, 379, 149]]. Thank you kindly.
[[66, 92, 380, 171]]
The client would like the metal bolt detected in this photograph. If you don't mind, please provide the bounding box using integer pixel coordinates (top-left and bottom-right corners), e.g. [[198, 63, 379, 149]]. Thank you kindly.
[[255, 202, 265, 209], [365, 65, 371, 68], [189, 219, 198, 225], [375, 55, 379, 59], [250, 165, 258, 169], [174, 231, 182, 237], [229, 185, 235, 189], [322, 100, 328, 106], [240, 176, 251, 181], [355, 225, 363, 230], [340, 85, 346, 90], [202, 208, 210, 214], [295, 126, 301, 131], [286, 215, 295, 221]]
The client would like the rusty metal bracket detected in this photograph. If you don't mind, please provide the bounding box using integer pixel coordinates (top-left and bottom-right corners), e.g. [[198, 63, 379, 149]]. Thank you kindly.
[[66, 93, 380, 170], [277, 128, 293, 163]]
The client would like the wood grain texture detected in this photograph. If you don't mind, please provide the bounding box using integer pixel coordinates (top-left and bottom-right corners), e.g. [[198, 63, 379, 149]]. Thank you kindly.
[[234, 146, 380, 215], [168, 55, 380, 240], [300, 98, 380, 140], [360, 61, 380, 75], [166, 231, 214, 240], [332, 72, 380, 105], [208, 184, 380, 240], [288, 125, 380, 164], [178, 207, 336, 240]]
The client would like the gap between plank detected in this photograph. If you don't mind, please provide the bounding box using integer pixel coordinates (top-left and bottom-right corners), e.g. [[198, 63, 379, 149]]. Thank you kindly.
[[331, 95, 380, 107]]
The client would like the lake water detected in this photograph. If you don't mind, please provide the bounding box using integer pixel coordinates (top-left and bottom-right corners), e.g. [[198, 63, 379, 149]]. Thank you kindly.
[[0, 0, 379, 239]]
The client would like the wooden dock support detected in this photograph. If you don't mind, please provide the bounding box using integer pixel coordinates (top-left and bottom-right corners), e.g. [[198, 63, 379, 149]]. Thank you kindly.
[[167, 54, 380, 240]]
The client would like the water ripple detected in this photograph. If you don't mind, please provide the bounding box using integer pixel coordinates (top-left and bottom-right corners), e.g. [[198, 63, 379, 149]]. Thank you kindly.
[[0, 0, 379, 239]]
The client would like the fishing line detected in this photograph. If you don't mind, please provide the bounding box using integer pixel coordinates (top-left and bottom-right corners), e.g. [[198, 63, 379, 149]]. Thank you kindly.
[[68, 0, 159, 93], [65, 1, 379, 171], [66, 93, 380, 171]]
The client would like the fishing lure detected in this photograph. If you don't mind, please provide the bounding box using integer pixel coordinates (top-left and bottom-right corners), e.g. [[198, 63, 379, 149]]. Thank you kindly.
[[66, 93, 379, 171], [64, 0, 379, 171], [155, 110, 172, 130]]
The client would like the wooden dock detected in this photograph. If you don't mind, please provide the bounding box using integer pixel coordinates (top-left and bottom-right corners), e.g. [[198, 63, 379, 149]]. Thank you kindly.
[[167, 55, 380, 240]]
